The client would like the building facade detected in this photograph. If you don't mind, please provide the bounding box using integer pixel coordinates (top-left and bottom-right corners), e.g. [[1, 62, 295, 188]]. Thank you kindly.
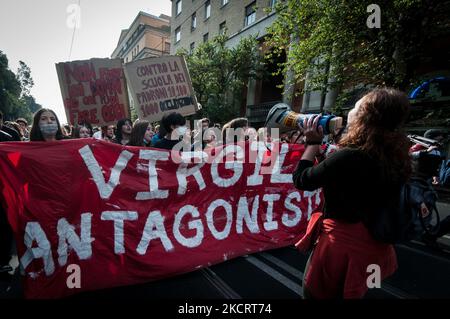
[[111, 12, 171, 62], [170, 0, 284, 127], [170, 0, 278, 54]]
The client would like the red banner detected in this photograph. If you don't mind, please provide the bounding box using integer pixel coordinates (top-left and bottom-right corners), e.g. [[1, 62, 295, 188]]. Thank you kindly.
[[0, 140, 322, 298]]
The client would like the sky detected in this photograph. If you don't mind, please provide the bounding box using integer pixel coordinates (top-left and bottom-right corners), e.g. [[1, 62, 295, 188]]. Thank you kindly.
[[0, 0, 172, 122]]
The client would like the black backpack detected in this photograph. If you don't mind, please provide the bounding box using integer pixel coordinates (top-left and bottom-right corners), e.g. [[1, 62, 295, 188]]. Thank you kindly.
[[369, 177, 440, 244]]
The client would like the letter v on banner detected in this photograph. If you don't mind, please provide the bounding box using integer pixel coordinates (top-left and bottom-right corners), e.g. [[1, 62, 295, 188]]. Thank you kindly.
[[79, 145, 134, 199]]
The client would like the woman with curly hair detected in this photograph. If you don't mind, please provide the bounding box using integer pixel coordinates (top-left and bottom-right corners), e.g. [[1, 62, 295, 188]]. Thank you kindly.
[[293, 88, 412, 299]]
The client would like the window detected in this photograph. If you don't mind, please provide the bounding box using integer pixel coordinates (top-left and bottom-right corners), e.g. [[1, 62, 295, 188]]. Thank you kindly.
[[203, 33, 209, 43], [221, 0, 229, 6], [165, 42, 171, 52], [191, 12, 197, 31], [190, 42, 195, 54], [219, 21, 226, 35], [137, 45, 139, 54], [245, 2, 256, 26], [175, 27, 181, 43], [205, 0, 211, 19], [176, 0, 182, 16]]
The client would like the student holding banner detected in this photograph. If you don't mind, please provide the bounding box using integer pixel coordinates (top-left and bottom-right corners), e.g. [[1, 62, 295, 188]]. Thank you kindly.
[[293, 88, 411, 299], [29, 108, 66, 142], [95, 125, 115, 142], [128, 120, 154, 147], [153, 112, 187, 150], [71, 122, 93, 139], [113, 118, 132, 146]]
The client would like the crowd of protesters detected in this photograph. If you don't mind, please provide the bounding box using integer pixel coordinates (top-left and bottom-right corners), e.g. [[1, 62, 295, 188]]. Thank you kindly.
[[0, 87, 449, 299]]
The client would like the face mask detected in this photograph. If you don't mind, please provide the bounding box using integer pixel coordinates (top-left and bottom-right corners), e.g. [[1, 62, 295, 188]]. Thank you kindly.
[[40, 123, 58, 136], [175, 126, 187, 137]]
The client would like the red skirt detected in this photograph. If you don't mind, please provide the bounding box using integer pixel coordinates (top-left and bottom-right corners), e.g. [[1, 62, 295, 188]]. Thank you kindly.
[[296, 213, 398, 299]]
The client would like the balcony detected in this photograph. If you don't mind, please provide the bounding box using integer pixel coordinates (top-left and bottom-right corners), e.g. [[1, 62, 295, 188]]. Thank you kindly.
[[246, 100, 281, 128]]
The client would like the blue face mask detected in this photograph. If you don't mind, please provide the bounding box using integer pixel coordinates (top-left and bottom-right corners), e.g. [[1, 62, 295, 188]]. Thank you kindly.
[[39, 123, 58, 136]]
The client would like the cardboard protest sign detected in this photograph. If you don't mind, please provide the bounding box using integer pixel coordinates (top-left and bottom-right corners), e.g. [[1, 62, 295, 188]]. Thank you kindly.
[[124, 56, 199, 122], [0, 140, 322, 298], [56, 58, 130, 126]]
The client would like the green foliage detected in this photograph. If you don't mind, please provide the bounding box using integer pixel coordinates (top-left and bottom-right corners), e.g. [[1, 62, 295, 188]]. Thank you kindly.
[[267, 0, 449, 96], [0, 50, 41, 122], [177, 34, 265, 124], [17, 61, 34, 97]]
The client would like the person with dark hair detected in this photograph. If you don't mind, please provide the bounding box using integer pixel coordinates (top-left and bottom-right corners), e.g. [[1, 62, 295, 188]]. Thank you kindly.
[[293, 88, 411, 299], [30, 108, 65, 141], [63, 124, 72, 137], [4, 121, 23, 140], [153, 112, 187, 150], [222, 117, 248, 144], [200, 118, 210, 130], [409, 130, 446, 185], [15, 118, 29, 140], [128, 120, 154, 147], [0, 112, 20, 142], [71, 122, 93, 139], [113, 118, 132, 145], [287, 129, 304, 144], [0, 111, 12, 142], [104, 125, 115, 142]]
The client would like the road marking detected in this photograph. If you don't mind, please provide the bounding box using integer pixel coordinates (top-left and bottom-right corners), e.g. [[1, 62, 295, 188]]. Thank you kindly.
[[260, 251, 418, 299], [258, 252, 304, 279], [410, 240, 426, 246], [397, 244, 450, 264], [201, 268, 242, 299], [244, 255, 303, 297], [381, 283, 418, 299]]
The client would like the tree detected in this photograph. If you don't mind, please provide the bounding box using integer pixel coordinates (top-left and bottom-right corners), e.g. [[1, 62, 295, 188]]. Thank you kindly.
[[177, 34, 265, 124], [0, 51, 40, 122], [17, 61, 34, 97], [0, 51, 22, 117], [266, 0, 450, 110]]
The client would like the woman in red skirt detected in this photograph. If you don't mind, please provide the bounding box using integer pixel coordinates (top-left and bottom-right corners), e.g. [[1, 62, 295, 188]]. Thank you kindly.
[[293, 88, 412, 299]]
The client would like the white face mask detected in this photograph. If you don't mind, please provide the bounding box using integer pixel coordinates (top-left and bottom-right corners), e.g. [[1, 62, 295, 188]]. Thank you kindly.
[[39, 123, 58, 136], [174, 126, 187, 137]]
